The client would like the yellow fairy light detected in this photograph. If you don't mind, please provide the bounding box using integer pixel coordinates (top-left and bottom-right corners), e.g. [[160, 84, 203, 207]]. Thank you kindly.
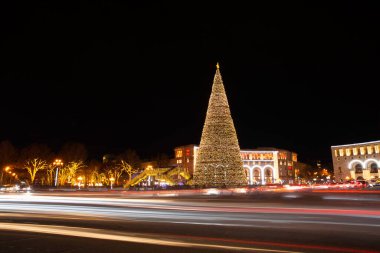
[[194, 63, 247, 188]]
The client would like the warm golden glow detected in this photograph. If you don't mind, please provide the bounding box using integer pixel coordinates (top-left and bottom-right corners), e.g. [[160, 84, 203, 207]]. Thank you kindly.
[[375, 145, 380, 154], [367, 146, 373, 155], [345, 148, 351, 156], [339, 149, 344, 156], [24, 158, 48, 183], [241, 152, 274, 160], [53, 159, 64, 166], [194, 64, 246, 187], [360, 147, 366, 155], [353, 148, 358, 156], [176, 150, 183, 158], [334, 150, 338, 157]]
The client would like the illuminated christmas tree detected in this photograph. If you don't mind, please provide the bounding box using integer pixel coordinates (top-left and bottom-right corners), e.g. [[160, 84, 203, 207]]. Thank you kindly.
[[194, 63, 247, 188]]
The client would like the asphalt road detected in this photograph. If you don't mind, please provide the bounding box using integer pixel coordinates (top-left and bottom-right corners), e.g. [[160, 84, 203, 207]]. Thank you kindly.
[[1, 190, 380, 253]]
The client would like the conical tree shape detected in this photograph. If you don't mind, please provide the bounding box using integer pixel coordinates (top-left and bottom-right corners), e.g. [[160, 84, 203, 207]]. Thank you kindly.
[[194, 64, 247, 187]]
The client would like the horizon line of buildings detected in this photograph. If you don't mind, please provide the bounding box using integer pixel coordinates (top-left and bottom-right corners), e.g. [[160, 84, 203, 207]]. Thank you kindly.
[[174, 144, 301, 185], [140, 139, 380, 185], [139, 144, 310, 185]]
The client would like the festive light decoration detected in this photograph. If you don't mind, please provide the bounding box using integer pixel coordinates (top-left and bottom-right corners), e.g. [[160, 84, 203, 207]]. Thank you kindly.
[[194, 63, 247, 187]]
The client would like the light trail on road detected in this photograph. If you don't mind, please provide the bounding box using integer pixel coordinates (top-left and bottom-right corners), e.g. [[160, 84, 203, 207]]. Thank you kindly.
[[1, 192, 380, 253], [0, 222, 304, 253]]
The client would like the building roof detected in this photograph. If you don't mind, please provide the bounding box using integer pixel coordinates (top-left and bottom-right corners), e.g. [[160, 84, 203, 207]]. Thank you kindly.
[[331, 140, 380, 148]]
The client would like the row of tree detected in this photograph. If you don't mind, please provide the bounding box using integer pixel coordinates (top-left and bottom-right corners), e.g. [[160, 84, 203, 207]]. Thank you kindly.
[[0, 140, 142, 187]]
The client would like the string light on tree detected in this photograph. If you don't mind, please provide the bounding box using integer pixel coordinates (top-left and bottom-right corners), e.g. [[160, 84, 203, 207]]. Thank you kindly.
[[194, 63, 247, 188]]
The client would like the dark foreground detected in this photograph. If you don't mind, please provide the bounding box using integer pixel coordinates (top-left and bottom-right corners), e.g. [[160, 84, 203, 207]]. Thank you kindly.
[[1, 190, 380, 253]]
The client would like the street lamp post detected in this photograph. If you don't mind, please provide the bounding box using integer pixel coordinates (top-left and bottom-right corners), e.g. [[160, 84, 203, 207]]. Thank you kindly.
[[77, 176, 83, 190], [110, 177, 115, 190], [53, 159, 63, 187]]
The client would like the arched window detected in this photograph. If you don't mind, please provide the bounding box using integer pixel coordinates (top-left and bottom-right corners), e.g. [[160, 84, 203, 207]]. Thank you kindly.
[[264, 169, 273, 183], [370, 163, 378, 173], [253, 169, 260, 183], [355, 164, 363, 174]]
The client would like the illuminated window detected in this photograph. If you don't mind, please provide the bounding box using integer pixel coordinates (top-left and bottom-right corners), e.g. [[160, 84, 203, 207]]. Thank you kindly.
[[334, 150, 338, 157], [186, 158, 189, 163], [345, 148, 351, 156], [176, 150, 183, 158], [360, 147, 366, 155], [279, 161, 282, 165], [292, 153, 297, 162], [177, 159, 182, 164], [375, 145, 380, 154], [353, 148, 358, 156], [339, 149, 344, 156], [367, 146, 373, 155]]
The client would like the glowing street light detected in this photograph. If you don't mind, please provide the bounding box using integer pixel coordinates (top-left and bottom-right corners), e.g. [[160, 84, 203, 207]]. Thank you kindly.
[[110, 177, 115, 190], [53, 159, 63, 187]]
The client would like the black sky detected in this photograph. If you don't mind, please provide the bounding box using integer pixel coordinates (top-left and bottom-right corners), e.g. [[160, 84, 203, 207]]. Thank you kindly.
[[1, 1, 379, 164]]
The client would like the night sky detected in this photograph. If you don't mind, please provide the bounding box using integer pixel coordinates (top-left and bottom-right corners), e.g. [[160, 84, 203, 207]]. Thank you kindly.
[[1, 1, 379, 164]]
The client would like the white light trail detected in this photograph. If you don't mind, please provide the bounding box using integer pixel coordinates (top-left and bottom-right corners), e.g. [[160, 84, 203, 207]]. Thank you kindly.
[[0, 222, 303, 253]]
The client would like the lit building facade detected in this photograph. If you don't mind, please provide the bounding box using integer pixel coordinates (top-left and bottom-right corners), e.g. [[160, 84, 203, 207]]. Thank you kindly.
[[331, 140, 380, 181], [174, 145, 298, 184]]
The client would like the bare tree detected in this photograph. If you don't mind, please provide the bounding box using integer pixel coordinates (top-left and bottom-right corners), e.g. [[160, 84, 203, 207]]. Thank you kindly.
[[119, 160, 138, 184], [59, 161, 85, 186], [24, 158, 48, 183], [84, 159, 102, 186], [45, 164, 56, 186], [89, 167, 106, 186], [118, 149, 141, 169], [20, 144, 52, 184]]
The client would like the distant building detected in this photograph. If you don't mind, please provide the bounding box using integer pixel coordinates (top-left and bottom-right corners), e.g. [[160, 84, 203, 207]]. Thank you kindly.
[[174, 145, 299, 184], [331, 140, 380, 181], [174, 144, 197, 175]]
